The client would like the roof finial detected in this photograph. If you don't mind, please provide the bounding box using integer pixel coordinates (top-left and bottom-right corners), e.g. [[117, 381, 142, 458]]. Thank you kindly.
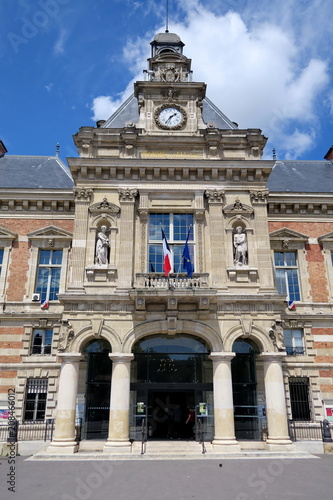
[[56, 143, 60, 157], [272, 148, 276, 160], [165, 0, 169, 33]]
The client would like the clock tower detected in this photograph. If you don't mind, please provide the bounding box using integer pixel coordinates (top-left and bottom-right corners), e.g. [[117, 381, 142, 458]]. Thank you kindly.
[[134, 31, 207, 133]]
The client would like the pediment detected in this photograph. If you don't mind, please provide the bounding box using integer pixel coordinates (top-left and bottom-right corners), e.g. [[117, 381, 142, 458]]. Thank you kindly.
[[269, 228, 309, 242], [223, 198, 254, 215], [89, 198, 120, 216], [0, 226, 17, 240], [27, 225, 73, 240], [318, 231, 333, 243]]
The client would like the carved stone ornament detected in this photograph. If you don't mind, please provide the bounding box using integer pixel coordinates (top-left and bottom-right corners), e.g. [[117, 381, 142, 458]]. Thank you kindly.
[[205, 189, 224, 204], [250, 190, 269, 203], [223, 198, 254, 215], [89, 198, 120, 216], [160, 65, 180, 83], [162, 88, 180, 101], [73, 187, 93, 201], [268, 320, 285, 352], [118, 188, 138, 202], [58, 319, 75, 352]]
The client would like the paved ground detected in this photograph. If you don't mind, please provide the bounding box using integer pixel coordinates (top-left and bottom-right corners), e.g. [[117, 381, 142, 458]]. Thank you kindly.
[[1, 455, 332, 500]]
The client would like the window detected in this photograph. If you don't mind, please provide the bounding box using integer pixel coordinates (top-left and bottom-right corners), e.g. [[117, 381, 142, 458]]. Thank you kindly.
[[274, 251, 301, 301], [24, 379, 48, 421], [0, 248, 3, 275], [148, 213, 194, 273], [289, 377, 311, 421], [35, 250, 63, 301], [31, 329, 53, 355], [284, 329, 305, 355]]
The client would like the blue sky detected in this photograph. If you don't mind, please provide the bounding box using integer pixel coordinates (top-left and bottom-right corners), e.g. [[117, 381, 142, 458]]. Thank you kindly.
[[1, 0, 332, 161]]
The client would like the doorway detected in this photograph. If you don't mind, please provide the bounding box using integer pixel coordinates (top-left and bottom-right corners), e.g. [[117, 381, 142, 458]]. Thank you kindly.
[[82, 339, 112, 440], [130, 334, 214, 441]]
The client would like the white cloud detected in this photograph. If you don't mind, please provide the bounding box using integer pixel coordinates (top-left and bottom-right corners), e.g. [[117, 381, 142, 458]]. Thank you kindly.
[[90, 0, 332, 159], [54, 28, 68, 56]]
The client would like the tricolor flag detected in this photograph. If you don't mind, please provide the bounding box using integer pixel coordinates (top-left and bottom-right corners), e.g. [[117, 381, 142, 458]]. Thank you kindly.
[[182, 226, 193, 277], [40, 299, 49, 310], [288, 300, 296, 310], [161, 228, 172, 276]]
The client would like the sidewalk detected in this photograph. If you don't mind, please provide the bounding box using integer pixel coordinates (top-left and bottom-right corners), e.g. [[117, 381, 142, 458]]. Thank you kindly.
[[1, 454, 332, 500]]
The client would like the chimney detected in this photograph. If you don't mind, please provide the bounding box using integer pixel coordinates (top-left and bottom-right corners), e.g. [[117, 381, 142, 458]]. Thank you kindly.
[[324, 146, 333, 161], [0, 140, 7, 157]]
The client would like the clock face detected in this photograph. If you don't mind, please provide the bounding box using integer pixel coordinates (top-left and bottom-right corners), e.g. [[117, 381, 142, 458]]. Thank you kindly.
[[159, 107, 183, 127], [155, 104, 187, 130]]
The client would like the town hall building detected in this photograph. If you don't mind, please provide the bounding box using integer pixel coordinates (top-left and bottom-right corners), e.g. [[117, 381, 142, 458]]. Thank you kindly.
[[0, 31, 333, 456]]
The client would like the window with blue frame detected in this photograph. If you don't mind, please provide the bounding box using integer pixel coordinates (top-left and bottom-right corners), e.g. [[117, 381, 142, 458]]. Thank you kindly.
[[274, 251, 301, 301], [148, 213, 194, 273], [0, 248, 3, 276], [35, 250, 63, 301], [284, 329, 305, 355]]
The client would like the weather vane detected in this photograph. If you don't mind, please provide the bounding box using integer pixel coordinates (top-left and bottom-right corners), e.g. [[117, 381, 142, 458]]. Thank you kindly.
[[166, 0, 169, 33]]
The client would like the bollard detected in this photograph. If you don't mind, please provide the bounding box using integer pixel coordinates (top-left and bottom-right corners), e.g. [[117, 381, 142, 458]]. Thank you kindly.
[[322, 419, 332, 443]]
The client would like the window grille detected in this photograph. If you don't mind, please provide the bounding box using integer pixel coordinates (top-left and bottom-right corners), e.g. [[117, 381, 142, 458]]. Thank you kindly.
[[289, 377, 311, 421]]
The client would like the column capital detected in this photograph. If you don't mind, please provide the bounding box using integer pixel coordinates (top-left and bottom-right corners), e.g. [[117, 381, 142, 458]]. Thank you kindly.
[[57, 352, 82, 364], [259, 352, 287, 363], [109, 352, 134, 363], [209, 351, 235, 362]]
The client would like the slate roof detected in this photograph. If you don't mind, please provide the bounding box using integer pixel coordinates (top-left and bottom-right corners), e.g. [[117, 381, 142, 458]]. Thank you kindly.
[[102, 94, 237, 130], [267, 160, 333, 193], [0, 155, 73, 189]]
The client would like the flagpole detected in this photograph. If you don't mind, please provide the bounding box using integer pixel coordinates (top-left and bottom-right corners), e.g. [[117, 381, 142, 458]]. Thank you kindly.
[[176, 224, 193, 279]]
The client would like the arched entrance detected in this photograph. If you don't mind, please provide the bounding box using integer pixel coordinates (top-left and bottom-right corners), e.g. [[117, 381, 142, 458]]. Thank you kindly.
[[130, 335, 213, 441], [78, 339, 112, 440], [232, 338, 264, 440]]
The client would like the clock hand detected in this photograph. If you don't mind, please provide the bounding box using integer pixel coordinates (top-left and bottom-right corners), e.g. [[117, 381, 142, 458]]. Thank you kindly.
[[166, 112, 176, 124]]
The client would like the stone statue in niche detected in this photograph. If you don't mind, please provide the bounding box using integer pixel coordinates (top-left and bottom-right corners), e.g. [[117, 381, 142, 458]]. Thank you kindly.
[[233, 226, 248, 265], [95, 225, 110, 265], [58, 319, 74, 352]]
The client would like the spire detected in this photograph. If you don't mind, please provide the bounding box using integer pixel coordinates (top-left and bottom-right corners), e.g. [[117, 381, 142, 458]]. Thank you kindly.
[[166, 0, 169, 33]]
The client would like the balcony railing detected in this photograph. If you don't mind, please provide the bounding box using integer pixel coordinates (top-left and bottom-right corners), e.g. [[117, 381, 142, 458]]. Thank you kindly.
[[286, 347, 305, 356], [135, 273, 209, 289]]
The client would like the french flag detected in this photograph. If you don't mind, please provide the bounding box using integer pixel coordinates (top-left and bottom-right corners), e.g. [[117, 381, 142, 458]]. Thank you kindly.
[[288, 300, 296, 310], [40, 299, 49, 310], [161, 228, 172, 276]]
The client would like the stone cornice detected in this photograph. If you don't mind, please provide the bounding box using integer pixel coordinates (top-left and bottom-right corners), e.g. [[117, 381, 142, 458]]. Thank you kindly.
[[0, 190, 74, 214], [67, 158, 274, 185], [268, 194, 333, 218]]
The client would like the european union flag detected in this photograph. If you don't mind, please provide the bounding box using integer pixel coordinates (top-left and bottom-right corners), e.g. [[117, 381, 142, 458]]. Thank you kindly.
[[182, 227, 193, 277]]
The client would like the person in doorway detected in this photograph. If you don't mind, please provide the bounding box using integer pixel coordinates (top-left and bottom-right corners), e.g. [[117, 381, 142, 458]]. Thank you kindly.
[[185, 407, 195, 439]]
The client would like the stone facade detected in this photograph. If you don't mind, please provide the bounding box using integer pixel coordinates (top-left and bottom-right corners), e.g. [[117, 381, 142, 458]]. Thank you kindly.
[[0, 31, 333, 454]]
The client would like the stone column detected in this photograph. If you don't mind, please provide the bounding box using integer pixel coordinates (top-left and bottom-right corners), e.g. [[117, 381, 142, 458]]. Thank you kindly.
[[209, 352, 240, 451], [117, 188, 138, 289], [261, 353, 293, 450], [68, 187, 93, 292], [205, 190, 226, 288], [47, 353, 82, 454], [103, 353, 134, 454]]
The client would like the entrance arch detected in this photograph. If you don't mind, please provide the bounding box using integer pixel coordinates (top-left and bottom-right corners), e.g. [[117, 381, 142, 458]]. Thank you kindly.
[[78, 338, 112, 440], [130, 334, 213, 441], [232, 338, 265, 440]]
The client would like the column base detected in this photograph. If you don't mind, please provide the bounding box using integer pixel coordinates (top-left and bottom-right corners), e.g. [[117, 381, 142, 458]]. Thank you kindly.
[[103, 440, 132, 454], [46, 440, 79, 454], [212, 439, 241, 452], [265, 438, 294, 451]]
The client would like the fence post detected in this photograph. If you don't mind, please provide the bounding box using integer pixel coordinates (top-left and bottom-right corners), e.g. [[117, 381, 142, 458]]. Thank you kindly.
[[322, 419, 333, 442]]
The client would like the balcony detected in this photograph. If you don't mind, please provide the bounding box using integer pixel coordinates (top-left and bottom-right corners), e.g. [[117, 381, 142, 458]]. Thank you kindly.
[[135, 273, 209, 290]]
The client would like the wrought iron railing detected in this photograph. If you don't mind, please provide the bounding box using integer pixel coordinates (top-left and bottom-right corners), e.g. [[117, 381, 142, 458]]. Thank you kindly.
[[141, 417, 147, 455], [0, 417, 82, 442], [135, 273, 209, 289], [286, 347, 305, 356], [288, 420, 332, 441]]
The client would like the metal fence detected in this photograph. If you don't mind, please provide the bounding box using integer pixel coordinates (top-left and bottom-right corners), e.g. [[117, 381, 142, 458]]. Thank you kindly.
[[288, 420, 332, 441], [0, 418, 82, 442]]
